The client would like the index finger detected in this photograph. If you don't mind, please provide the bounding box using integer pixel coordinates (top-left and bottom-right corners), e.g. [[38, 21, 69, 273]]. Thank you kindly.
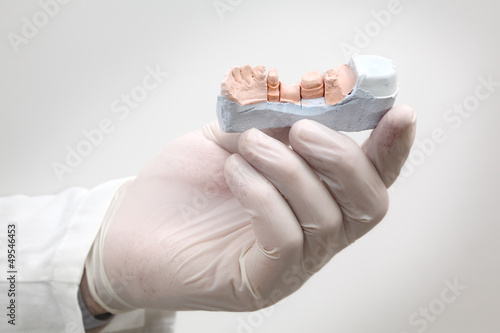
[[198, 121, 290, 154]]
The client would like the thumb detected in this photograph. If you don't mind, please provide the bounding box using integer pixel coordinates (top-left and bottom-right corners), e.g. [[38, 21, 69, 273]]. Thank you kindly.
[[362, 105, 417, 188]]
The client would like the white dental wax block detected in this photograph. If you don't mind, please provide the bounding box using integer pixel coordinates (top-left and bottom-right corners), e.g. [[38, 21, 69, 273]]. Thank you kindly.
[[216, 55, 398, 133], [349, 54, 398, 97]]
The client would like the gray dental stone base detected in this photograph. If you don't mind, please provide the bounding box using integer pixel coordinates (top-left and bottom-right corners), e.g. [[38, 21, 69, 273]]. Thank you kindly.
[[216, 89, 397, 133]]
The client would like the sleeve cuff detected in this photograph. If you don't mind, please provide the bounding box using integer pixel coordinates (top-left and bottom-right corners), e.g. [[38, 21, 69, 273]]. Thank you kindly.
[[78, 287, 114, 330]]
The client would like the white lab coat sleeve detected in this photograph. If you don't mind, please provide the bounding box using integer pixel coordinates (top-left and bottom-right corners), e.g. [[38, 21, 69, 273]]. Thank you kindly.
[[0, 178, 174, 333]]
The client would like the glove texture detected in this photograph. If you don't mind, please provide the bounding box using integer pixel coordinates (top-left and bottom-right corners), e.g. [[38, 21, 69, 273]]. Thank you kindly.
[[85, 105, 416, 313]]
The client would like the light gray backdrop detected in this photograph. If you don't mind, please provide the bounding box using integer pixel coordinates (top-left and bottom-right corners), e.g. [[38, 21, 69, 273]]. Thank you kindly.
[[1, 0, 499, 332]]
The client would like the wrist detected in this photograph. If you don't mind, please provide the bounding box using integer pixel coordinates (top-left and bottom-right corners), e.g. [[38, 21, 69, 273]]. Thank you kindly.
[[80, 269, 108, 316]]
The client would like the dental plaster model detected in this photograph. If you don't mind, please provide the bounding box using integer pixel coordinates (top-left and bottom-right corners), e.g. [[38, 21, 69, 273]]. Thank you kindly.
[[217, 54, 398, 133]]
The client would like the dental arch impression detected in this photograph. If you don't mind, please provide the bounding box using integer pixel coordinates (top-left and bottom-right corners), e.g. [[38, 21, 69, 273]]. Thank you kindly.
[[217, 54, 398, 133]]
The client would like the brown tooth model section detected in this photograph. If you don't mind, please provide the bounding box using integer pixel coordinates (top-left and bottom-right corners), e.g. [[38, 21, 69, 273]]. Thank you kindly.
[[221, 63, 357, 106], [300, 71, 324, 99], [221, 65, 268, 105], [267, 68, 280, 102], [324, 64, 357, 105], [280, 82, 301, 104]]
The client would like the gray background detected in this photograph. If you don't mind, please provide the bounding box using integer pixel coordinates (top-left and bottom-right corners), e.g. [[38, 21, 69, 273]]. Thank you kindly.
[[1, 0, 499, 332]]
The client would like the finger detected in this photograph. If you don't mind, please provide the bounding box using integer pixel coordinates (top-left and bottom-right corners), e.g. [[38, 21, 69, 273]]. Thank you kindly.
[[224, 154, 304, 298], [238, 128, 348, 273], [199, 121, 290, 154], [362, 105, 417, 188], [289, 119, 389, 243]]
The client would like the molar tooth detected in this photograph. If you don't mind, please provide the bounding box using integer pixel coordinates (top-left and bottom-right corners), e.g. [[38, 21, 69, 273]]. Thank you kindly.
[[241, 64, 254, 85], [300, 71, 324, 99], [324, 64, 356, 105], [221, 65, 268, 105], [253, 65, 267, 82]]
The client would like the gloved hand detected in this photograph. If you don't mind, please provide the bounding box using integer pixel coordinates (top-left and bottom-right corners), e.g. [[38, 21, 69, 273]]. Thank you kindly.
[[85, 105, 416, 313]]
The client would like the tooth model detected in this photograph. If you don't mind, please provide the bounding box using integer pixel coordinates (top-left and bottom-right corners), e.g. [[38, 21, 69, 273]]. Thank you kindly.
[[216, 54, 398, 133]]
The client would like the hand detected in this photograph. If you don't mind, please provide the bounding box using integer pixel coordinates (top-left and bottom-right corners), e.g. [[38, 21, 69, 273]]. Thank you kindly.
[[85, 105, 416, 313]]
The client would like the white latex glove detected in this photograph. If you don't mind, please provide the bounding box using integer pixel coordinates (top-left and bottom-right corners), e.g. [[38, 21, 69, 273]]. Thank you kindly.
[[85, 105, 416, 313]]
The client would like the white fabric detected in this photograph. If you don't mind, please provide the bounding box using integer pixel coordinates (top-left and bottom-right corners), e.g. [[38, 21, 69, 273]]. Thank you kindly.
[[0, 178, 175, 332]]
